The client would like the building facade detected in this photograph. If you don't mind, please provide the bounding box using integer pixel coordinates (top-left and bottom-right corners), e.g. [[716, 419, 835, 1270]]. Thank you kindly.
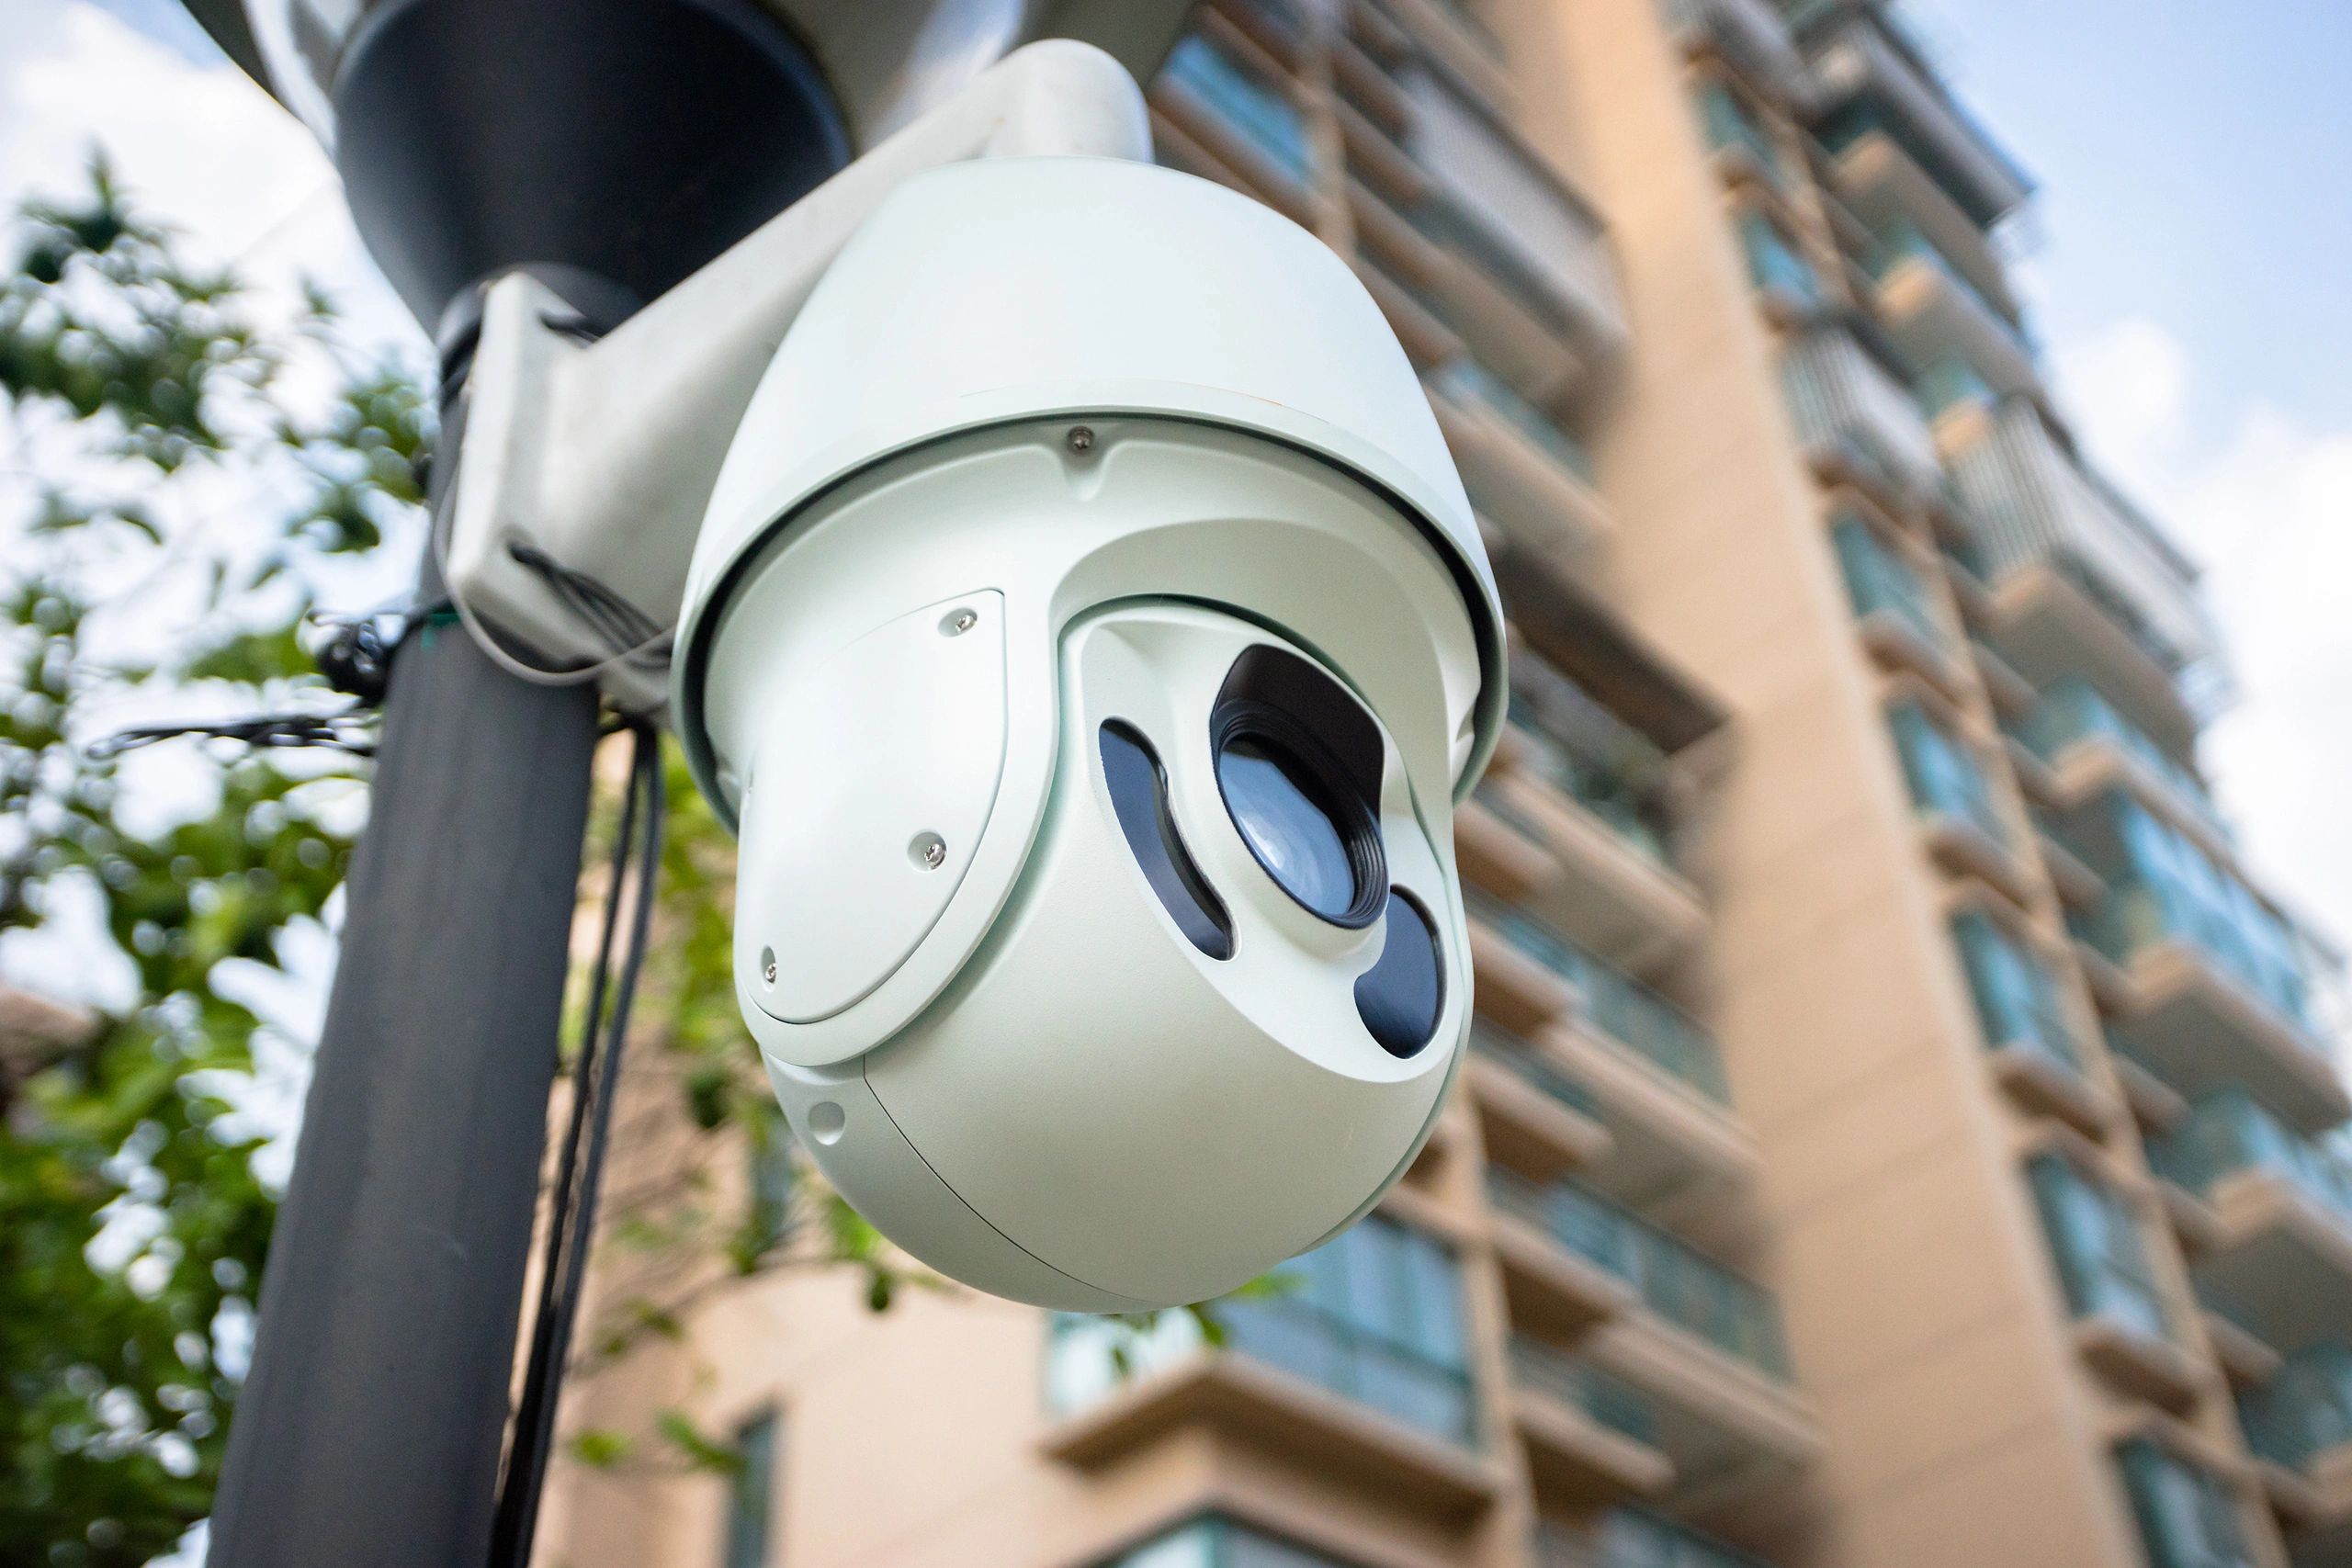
[[538, 3, 2352, 1567]]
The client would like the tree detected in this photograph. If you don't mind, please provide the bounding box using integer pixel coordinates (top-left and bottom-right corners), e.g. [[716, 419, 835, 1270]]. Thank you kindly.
[[0, 161, 423, 1566]]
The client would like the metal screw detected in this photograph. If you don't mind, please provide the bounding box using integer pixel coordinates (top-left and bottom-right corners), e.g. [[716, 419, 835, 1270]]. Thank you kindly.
[[1066, 424, 1096, 455], [911, 832, 948, 870], [760, 947, 777, 984], [944, 609, 977, 637]]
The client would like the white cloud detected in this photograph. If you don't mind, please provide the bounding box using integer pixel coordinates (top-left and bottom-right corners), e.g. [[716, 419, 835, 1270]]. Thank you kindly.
[[2053, 318, 2352, 972]]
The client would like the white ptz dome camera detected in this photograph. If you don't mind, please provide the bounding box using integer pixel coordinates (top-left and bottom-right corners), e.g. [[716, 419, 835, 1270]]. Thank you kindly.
[[673, 154, 1506, 1311]]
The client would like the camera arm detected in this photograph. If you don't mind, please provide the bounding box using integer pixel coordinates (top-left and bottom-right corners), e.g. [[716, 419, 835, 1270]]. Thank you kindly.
[[443, 39, 1153, 711]]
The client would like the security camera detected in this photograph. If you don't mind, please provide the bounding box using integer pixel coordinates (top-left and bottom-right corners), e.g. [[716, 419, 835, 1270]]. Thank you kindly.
[[671, 152, 1505, 1312]]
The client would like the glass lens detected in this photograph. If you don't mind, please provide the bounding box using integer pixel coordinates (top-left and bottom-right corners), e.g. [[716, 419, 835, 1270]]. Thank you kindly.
[[1216, 734, 1358, 919]]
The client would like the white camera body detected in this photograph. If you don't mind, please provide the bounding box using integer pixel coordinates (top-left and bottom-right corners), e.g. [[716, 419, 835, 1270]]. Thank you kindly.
[[673, 154, 1504, 1310]]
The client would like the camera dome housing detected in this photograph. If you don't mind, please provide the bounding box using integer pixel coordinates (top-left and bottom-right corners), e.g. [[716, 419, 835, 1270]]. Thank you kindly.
[[674, 155, 1505, 1309]]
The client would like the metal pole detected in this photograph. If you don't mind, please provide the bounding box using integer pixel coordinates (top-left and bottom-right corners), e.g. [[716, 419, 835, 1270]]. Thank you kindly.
[[206, 371, 603, 1568]]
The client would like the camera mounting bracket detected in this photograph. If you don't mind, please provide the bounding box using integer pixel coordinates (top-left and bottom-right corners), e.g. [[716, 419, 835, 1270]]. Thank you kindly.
[[442, 39, 1152, 711]]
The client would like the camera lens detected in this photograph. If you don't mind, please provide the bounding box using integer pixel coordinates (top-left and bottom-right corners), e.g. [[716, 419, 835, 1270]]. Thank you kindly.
[[1215, 728, 1384, 925]]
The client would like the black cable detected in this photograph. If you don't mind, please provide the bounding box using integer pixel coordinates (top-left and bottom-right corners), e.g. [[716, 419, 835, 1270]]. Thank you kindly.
[[487, 718, 665, 1568]]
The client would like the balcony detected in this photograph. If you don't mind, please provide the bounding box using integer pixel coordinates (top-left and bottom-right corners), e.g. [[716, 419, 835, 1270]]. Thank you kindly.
[[1830, 514, 1962, 690], [1951, 910, 2108, 1132], [1489, 1167, 1644, 1337], [1471, 1024, 1614, 1181], [1491, 1178, 1817, 1506], [2152, 1092, 2352, 1355], [2241, 1346, 2352, 1535], [1864, 220, 2037, 397], [1666, 0, 1809, 103], [1153, 31, 1316, 205], [1478, 666, 1709, 972], [1796, 5, 2032, 229], [2011, 676, 2231, 850], [1696, 79, 1791, 191], [2059, 793, 2345, 1131], [1737, 211, 1825, 321], [1043, 1221, 1502, 1516], [1781, 325, 1946, 509], [1388, 62, 1630, 396], [1510, 1334, 1676, 1505], [2026, 1149, 2201, 1409], [1888, 701, 2018, 894], [1469, 897, 1758, 1219], [1426, 355, 1612, 570], [1946, 398, 2226, 723]]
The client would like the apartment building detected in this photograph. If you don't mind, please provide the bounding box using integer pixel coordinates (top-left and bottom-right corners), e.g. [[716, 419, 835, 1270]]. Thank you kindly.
[[537, 3, 2352, 1567]]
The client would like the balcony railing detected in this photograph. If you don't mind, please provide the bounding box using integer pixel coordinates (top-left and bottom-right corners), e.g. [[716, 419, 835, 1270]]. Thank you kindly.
[[1599, 1508, 1775, 1568], [2239, 1346, 2352, 1473], [1780, 326, 1946, 505], [1431, 355, 1597, 484], [1393, 64, 1631, 358], [2009, 677, 2227, 838], [1475, 1024, 1606, 1122], [1472, 898, 1732, 1104], [1665, 0, 1809, 101], [1159, 32, 1315, 186], [1697, 80, 1787, 186], [2151, 1090, 2352, 1226], [1799, 6, 2031, 228], [1490, 1170, 1794, 1382], [1831, 515, 1946, 653], [1890, 701, 2007, 848], [1914, 356, 1995, 420], [1866, 220, 2031, 353], [1738, 213, 1824, 310], [1506, 681, 1680, 870], [1510, 1333, 1662, 1448], [2064, 795, 2319, 1034], [1946, 399, 2224, 704]]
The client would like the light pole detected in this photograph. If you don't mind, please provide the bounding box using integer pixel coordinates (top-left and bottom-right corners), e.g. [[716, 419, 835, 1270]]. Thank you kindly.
[[165, 4, 1193, 1563]]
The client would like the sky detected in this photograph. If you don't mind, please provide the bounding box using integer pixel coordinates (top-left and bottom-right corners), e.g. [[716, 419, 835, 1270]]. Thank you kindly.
[[1, 0, 2347, 956]]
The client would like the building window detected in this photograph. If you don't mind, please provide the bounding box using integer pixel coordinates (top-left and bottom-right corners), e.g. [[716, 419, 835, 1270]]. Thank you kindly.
[[2028, 1155, 2168, 1344], [1095, 1516, 1360, 1568], [1888, 701, 2004, 845], [722, 1409, 779, 1568], [1046, 1213, 1476, 1445], [1696, 78, 1783, 185], [1830, 514, 1944, 651], [1951, 911, 2078, 1072], [2115, 1438, 2253, 1568]]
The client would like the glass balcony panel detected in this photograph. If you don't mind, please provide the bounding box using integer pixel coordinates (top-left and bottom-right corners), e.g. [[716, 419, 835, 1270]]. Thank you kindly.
[[1490, 1167, 1638, 1279], [1098, 1517, 1360, 1568], [1801, 9, 2031, 227], [2014, 677, 2227, 839], [1914, 356, 1995, 419], [2115, 1438, 2256, 1568], [1780, 326, 1945, 504], [1666, 0, 1809, 101], [1951, 911, 2082, 1074], [1160, 33, 1315, 186], [1888, 701, 2006, 846], [1466, 896, 1731, 1104], [1507, 665, 1680, 869], [1047, 1214, 1477, 1446], [2065, 794, 2317, 1032], [1432, 355, 1597, 482], [2153, 1090, 2352, 1225], [1696, 80, 1785, 186], [1737, 212, 1822, 308], [1868, 220, 2031, 349], [1475, 1023, 1606, 1121], [1510, 1333, 1662, 1447], [1947, 399, 2224, 705], [2029, 1154, 2171, 1344], [2239, 1345, 2352, 1473], [1600, 1507, 1775, 1568], [1830, 515, 1945, 652], [1394, 65, 1629, 354]]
